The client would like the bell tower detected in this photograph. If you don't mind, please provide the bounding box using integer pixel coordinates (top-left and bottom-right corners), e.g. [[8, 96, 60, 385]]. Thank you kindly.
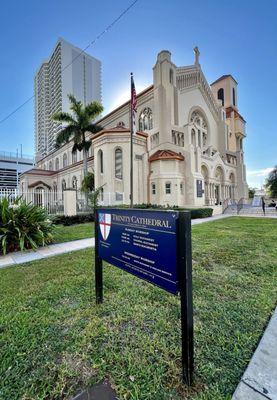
[[152, 50, 178, 145], [210, 75, 238, 109]]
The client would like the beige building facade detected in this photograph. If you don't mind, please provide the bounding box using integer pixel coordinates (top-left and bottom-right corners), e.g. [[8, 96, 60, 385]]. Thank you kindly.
[[21, 48, 248, 210]]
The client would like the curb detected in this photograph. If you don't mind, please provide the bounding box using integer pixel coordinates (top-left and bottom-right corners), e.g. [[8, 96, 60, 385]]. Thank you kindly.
[[232, 307, 277, 400]]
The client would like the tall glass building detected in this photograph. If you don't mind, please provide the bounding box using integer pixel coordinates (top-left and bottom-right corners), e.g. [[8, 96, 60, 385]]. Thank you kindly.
[[34, 38, 101, 159]]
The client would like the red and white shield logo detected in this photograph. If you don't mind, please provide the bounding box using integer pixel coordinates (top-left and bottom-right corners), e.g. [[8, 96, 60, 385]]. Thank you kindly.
[[99, 213, 111, 241]]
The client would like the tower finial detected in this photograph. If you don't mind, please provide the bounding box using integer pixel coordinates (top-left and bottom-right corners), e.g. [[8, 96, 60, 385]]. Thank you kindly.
[[193, 46, 200, 66]]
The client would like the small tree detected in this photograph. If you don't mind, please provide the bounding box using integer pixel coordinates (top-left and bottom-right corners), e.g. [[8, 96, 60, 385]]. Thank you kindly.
[[88, 184, 105, 213], [265, 166, 277, 197], [81, 171, 95, 193], [248, 187, 255, 199]]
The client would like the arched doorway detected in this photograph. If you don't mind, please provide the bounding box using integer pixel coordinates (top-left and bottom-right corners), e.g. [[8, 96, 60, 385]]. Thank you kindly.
[[201, 164, 210, 205], [34, 187, 44, 207], [229, 172, 235, 202], [214, 166, 224, 205]]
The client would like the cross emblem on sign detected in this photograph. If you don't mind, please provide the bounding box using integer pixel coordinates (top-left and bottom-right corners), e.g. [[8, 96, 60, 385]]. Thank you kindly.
[[99, 213, 111, 240]]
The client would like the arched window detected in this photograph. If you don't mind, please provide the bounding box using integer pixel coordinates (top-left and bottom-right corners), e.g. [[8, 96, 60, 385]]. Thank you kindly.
[[53, 182, 57, 201], [169, 68, 174, 84], [61, 179, 66, 199], [191, 129, 196, 146], [115, 148, 123, 179], [72, 176, 77, 189], [100, 187, 104, 201], [55, 158, 59, 171], [232, 88, 236, 106], [48, 161, 53, 171], [217, 88, 224, 106], [72, 151, 77, 163], [190, 110, 208, 148], [63, 153, 68, 168], [98, 150, 103, 174], [139, 108, 153, 131]]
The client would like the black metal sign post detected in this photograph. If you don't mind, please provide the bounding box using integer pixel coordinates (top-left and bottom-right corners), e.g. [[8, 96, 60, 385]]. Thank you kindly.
[[177, 211, 194, 385], [94, 210, 103, 304], [94, 209, 193, 385]]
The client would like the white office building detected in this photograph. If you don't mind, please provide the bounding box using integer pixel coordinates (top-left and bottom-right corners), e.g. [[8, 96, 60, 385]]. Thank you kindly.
[[0, 151, 34, 190], [34, 38, 101, 159]]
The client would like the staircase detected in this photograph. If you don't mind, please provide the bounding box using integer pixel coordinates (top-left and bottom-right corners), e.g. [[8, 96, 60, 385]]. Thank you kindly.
[[224, 204, 277, 217]]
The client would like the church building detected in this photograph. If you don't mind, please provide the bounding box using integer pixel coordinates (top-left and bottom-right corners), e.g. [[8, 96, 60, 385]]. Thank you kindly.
[[20, 48, 248, 211]]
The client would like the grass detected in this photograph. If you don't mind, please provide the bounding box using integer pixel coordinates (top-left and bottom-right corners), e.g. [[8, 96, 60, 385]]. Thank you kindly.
[[53, 222, 94, 243], [0, 217, 276, 400]]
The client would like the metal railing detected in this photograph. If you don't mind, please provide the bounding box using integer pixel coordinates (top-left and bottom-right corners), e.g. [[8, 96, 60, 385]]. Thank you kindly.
[[0, 188, 64, 215], [1, 188, 126, 215], [237, 197, 245, 214]]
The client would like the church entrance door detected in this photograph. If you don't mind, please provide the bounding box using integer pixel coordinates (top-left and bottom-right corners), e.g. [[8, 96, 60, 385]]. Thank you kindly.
[[215, 185, 220, 205]]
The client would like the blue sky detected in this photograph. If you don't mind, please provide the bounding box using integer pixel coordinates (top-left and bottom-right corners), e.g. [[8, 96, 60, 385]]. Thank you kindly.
[[0, 0, 276, 187]]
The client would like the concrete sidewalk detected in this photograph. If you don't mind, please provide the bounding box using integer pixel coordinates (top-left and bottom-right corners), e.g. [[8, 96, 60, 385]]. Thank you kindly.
[[0, 214, 229, 269], [233, 307, 277, 400], [0, 213, 275, 269], [0, 238, 94, 269]]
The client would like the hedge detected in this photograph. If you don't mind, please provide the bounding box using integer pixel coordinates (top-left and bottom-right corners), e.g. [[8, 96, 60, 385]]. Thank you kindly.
[[53, 213, 95, 226], [53, 206, 213, 225], [104, 204, 213, 219]]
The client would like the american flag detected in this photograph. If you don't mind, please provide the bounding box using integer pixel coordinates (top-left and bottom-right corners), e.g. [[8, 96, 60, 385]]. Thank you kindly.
[[131, 73, 137, 135]]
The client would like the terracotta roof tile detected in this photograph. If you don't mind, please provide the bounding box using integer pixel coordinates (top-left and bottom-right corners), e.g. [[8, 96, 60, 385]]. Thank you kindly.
[[23, 168, 56, 176], [91, 127, 148, 140], [225, 106, 246, 122], [28, 181, 51, 189], [149, 150, 184, 162]]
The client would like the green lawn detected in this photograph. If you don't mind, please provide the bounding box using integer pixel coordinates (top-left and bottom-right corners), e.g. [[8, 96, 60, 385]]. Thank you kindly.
[[53, 222, 94, 243], [0, 217, 276, 400]]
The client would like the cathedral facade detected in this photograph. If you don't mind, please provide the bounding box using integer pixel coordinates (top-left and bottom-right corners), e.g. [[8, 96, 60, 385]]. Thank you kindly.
[[20, 49, 248, 210]]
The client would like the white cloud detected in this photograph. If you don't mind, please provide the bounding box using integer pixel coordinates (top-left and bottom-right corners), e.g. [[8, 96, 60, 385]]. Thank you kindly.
[[246, 167, 274, 188], [247, 167, 274, 177]]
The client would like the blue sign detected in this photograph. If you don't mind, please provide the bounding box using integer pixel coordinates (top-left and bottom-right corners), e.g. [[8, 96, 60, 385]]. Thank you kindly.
[[97, 208, 179, 294]]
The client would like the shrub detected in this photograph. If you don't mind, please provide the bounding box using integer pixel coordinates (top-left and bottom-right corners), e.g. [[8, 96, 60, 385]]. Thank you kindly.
[[53, 206, 213, 226], [0, 197, 54, 254], [187, 207, 213, 219], [81, 172, 95, 192], [103, 204, 213, 219], [53, 213, 94, 226]]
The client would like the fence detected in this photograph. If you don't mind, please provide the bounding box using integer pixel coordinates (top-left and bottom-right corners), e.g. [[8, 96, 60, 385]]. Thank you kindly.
[[0, 188, 64, 215], [0, 188, 125, 215]]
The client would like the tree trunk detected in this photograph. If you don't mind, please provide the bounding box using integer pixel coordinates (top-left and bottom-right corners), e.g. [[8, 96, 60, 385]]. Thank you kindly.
[[83, 134, 89, 208], [83, 147, 88, 177]]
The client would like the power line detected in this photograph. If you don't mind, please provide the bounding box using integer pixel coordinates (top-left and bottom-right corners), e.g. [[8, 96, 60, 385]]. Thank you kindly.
[[0, 0, 139, 125]]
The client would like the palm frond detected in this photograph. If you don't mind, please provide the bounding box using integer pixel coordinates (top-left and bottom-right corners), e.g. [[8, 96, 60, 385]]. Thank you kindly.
[[83, 140, 92, 151], [68, 94, 83, 116], [85, 101, 103, 120], [72, 142, 84, 153], [52, 112, 76, 124], [86, 123, 103, 134], [56, 125, 77, 146]]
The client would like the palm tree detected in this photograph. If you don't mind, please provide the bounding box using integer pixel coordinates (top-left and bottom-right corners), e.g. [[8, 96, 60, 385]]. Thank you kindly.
[[52, 94, 103, 178]]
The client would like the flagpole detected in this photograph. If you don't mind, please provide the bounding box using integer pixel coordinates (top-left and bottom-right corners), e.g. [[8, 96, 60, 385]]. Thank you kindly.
[[130, 72, 134, 208]]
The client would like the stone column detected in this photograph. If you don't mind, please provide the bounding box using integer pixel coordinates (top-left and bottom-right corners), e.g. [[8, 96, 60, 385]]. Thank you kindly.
[[63, 189, 77, 216]]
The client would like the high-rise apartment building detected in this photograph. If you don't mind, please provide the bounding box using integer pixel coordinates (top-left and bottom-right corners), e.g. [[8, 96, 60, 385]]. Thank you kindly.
[[34, 38, 101, 159]]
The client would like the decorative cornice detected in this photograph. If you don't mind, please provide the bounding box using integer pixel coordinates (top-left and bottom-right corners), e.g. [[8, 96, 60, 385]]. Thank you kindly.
[[91, 127, 148, 141], [149, 150, 184, 162]]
